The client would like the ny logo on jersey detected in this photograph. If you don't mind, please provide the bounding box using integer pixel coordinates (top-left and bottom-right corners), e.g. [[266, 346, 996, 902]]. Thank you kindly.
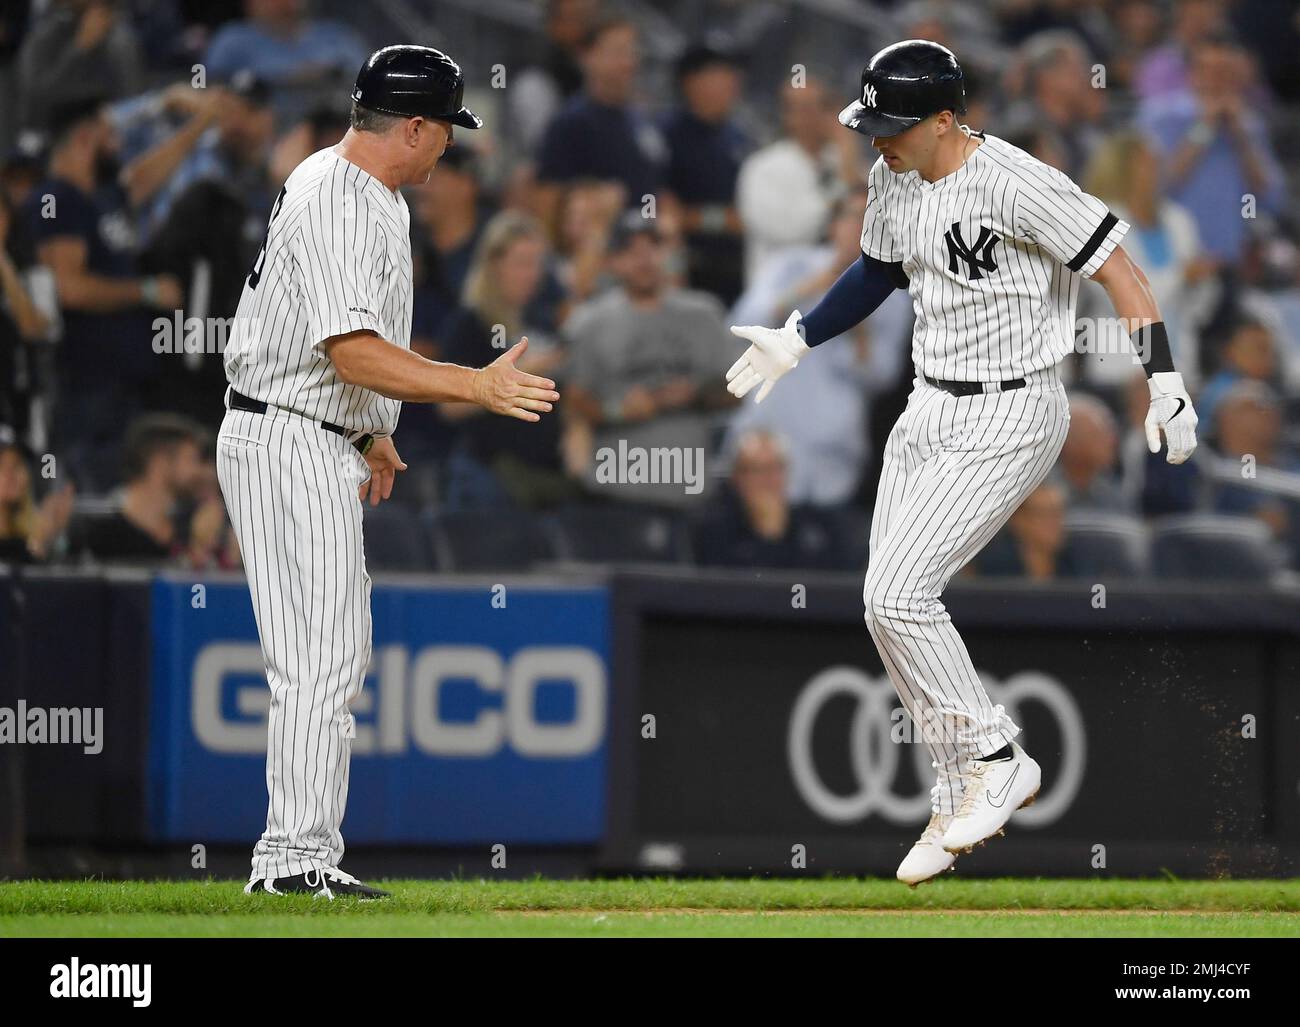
[[944, 222, 1000, 280], [863, 83, 878, 108]]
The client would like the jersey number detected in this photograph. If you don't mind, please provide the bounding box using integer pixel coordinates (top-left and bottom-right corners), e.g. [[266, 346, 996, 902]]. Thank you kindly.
[[247, 185, 288, 290]]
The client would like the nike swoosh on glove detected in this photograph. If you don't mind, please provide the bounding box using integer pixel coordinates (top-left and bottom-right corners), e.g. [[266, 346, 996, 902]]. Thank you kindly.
[[726, 310, 810, 404], [1145, 371, 1198, 465]]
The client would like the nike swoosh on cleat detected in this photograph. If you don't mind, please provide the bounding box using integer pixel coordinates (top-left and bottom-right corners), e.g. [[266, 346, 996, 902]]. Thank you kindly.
[[985, 764, 1020, 808]]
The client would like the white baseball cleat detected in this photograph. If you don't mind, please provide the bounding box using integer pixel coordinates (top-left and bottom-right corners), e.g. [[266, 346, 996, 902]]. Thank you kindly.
[[896, 811, 956, 886], [941, 741, 1040, 854]]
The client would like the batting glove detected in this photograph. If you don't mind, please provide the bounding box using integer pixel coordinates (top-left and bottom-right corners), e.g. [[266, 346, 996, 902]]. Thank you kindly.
[[1145, 371, 1198, 465], [726, 310, 810, 404]]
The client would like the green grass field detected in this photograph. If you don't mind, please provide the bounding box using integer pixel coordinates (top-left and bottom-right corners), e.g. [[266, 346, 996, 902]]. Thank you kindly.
[[2, 878, 1299, 937]]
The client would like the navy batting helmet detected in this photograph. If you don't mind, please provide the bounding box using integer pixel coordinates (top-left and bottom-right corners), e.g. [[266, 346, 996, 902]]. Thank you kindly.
[[839, 39, 965, 138], [352, 45, 483, 129]]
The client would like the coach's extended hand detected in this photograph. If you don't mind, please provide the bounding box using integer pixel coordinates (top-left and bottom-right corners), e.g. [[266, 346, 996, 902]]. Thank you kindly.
[[726, 310, 810, 404], [474, 338, 560, 422]]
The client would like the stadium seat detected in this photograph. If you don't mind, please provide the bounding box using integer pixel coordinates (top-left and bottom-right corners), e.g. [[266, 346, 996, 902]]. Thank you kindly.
[[545, 505, 691, 565], [361, 503, 432, 572], [426, 509, 556, 572], [1150, 514, 1283, 583], [1062, 511, 1149, 578]]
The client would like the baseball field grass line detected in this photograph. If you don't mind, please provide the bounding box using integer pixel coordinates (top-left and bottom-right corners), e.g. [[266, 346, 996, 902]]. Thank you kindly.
[[2, 910, 1298, 938], [4, 879, 1300, 917]]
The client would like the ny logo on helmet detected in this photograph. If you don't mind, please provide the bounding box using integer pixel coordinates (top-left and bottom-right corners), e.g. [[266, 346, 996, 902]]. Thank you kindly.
[[944, 222, 1000, 280], [863, 83, 878, 108]]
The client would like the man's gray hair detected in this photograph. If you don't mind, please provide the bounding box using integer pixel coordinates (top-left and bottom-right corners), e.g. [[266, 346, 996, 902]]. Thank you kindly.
[[349, 100, 407, 134]]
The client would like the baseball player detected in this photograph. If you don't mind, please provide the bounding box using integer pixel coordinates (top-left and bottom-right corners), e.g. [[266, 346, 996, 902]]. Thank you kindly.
[[727, 40, 1198, 885], [218, 46, 560, 899]]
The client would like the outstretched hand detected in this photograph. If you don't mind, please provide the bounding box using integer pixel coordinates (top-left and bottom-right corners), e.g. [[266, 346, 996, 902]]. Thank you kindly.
[[726, 310, 810, 404], [474, 338, 560, 422]]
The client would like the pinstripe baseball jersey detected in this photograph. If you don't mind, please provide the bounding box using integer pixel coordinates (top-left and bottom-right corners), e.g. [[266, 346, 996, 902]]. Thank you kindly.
[[861, 131, 1128, 381], [223, 147, 413, 435]]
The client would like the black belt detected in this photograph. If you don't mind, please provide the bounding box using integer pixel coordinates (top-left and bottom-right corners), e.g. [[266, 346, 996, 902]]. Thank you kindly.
[[923, 374, 1026, 397], [228, 389, 375, 456]]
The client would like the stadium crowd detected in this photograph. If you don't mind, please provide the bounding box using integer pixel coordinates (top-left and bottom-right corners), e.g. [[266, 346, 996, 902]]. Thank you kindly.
[[0, 0, 1298, 580]]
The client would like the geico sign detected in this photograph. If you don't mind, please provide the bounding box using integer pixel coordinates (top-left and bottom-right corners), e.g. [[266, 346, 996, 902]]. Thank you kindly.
[[787, 665, 1085, 826], [192, 642, 605, 758]]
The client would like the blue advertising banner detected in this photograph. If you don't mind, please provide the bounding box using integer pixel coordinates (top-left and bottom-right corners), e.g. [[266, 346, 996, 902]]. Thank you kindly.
[[149, 576, 609, 844]]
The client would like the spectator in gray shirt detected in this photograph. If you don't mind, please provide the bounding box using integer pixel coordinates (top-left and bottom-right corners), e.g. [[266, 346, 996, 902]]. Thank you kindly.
[[563, 211, 737, 509]]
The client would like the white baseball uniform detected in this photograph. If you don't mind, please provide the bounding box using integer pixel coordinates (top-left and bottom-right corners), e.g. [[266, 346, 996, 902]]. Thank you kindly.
[[216, 148, 412, 880], [860, 131, 1127, 814]]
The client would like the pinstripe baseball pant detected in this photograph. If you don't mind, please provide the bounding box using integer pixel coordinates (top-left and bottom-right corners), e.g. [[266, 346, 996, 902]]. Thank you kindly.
[[216, 406, 373, 880], [864, 367, 1070, 815]]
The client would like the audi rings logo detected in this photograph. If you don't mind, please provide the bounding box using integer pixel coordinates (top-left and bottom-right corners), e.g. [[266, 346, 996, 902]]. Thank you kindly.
[[787, 666, 1085, 826]]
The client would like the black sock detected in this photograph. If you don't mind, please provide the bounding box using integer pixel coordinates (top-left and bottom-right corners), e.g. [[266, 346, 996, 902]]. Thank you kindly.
[[976, 743, 1013, 763]]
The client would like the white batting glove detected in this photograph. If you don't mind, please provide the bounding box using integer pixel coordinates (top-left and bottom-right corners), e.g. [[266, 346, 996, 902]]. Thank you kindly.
[[1145, 371, 1198, 465], [726, 310, 810, 404]]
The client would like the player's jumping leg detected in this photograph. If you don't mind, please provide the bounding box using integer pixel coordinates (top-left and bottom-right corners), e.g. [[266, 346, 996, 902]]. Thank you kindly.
[[865, 374, 1068, 876]]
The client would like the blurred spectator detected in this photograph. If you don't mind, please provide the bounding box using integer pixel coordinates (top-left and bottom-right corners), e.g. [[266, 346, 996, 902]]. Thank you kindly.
[[1078, 130, 1215, 386], [1134, 0, 1227, 101], [0, 193, 50, 432], [408, 146, 495, 359], [1139, 34, 1285, 267], [534, 17, 665, 229], [726, 189, 909, 508], [23, 98, 183, 485], [1117, 370, 1202, 516], [1198, 317, 1278, 432], [563, 211, 736, 509], [662, 43, 750, 306], [1106, 0, 1165, 92], [435, 211, 577, 510], [0, 3, 30, 151], [17, 1, 144, 133], [506, 0, 601, 156], [694, 429, 847, 570], [977, 481, 1079, 580], [1211, 381, 1299, 558], [202, 0, 367, 126], [1004, 30, 1106, 178], [111, 71, 276, 236], [267, 97, 350, 186], [81, 412, 211, 563], [0, 433, 74, 564], [736, 76, 860, 285], [551, 179, 624, 307], [1058, 394, 1130, 513]]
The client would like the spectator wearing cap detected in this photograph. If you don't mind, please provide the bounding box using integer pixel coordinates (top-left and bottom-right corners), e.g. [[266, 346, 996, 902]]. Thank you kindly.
[[735, 75, 861, 286], [23, 98, 184, 485], [111, 72, 277, 237], [534, 18, 666, 230], [563, 211, 737, 509], [1138, 34, 1285, 267], [0, 432, 74, 564], [16, 0, 144, 134], [694, 429, 848, 570], [661, 44, 751, 306], [203, 0, 368, 126]]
